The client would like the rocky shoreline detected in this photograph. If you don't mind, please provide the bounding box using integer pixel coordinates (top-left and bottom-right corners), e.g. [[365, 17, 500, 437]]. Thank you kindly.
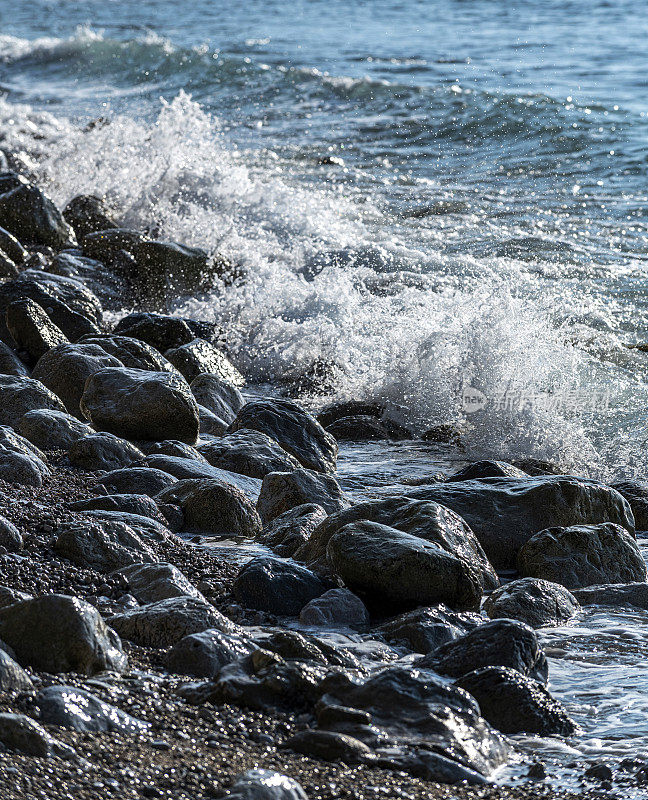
[[0, 160, 644, 798]]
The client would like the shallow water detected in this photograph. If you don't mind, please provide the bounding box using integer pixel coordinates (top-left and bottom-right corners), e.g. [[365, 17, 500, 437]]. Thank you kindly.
[[2, 0, 648, 790]]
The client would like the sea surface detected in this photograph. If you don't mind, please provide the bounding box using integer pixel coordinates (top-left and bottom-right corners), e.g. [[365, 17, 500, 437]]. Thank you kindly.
[[2, 0, 648, 792]]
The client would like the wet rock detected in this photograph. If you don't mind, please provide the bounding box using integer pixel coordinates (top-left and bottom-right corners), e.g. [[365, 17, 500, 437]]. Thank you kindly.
[[0, 183, 75, 248], [224, 769, 308, 800], [321, 665, 510, 780], [146, 440, 207, 461], [35, 685, 149, 733], [229, 398, 338, 474], [234, 556, 328, 616], [325, 415, 411, 442], [109, 596, 234, 648], [455, 666, 576, 735], [484, 577, 580, 628], [166, 338, 243, 386], [573, 582, 648, 610], [81, 366, 200, 443], [0, 713, 74, 758], [284, 729, 371, 763], [146, 454, 261, 499], [113, 312, 196, 353], [33, 343, 123, 416], [257, 468, 348, 524], [0, 248, 18, 280], [79, 333, 177, 373], [17, 408, 91, 451], [327, 521, 483, 612], [0, 226, 27, 265], [417, 619, 548, 683], [113, 562, 205, 604], [68, 432, 145, 471], [403, 476, 635, 569], [98, 466, 178, 497], [0, 425, 50, 487], [0, 648, 33, 693], [70, 493, 167, 525], [0, 374, 65, 427], [255, 629, 360, 669], [83, 509, 171, 543], [376, 606, 482, 654], [517, 523, 647, 589], [296, 496, 498, 592], [81, 228, 148, 263], [63, 195, 118, 240], [198, 430, 300, 480], [190, 374, 243, 424], [446, 460, 529, 481], [0, 270, 102, 342], [198, 403, 228, 435], [0, 515, 23, 551], [0, 593, 127, 674], [156, 477, 261, 536], [612, 479, 648, 530], [260, 504, 327, 558], [5, 298, 69, 364], [54, 517, 157, 572], [167, 628, 256, 679], [0, 341, 29, 376], [584, 763, 614, 782], [299, 589, 369, 629], [0, 585, 31, 609]]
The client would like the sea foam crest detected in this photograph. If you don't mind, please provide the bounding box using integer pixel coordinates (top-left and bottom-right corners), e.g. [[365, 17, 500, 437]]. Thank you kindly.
[[0, 92, 625, 476]]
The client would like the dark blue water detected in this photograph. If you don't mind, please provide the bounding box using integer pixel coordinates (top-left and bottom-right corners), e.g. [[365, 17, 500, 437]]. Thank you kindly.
[[4, 1, 648, 792]]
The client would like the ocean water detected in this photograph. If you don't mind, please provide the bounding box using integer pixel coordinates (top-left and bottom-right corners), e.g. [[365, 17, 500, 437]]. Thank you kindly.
[[3, 0, 648, 791]]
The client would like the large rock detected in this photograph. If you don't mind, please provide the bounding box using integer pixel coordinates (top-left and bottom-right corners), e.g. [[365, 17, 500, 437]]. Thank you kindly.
[[108, 596, 234, 648], [257, 468, 347, 524], [417, 619, 548, 683], [0, 341, 29, 377], [229, 399, 338, 474], [166, 338, 243, 386], [299, 588, 369, 629], [296, 496, 498, 591], [0, 594, 127, 674], [233, 556, 327, 616], [35, 685, 149, 733], [612, 480, 648, 530], [113, 311, 196, 352], [190, 374, 243, 423], [113, 562, 205, 604], [455, 667, 576, 735], [79, 334, 177, 373], [81, 367, 200, 443], [5, 298, 68, 364], [17, 408, 91, 450], [98, 466, 177, 496], [403, 476, 635, 569], [376, 606, 482, 654], [63, 195, 118, 240], [0, 183, 74, 248], [517, 523, 647, 589], [327, 521, 483, 612], [0, 648, 33, 693], [0, 424, 50, 487], [71, 492, 167, 522], [0, 713, 73, 758], [167, 628, 256, 679], [573, 582, 648, 609], [0, 225, 27, 265], [446, 460, 529, 481], [484, 578, 580, 628], [0, 515, 23, 551], [260, 504, 327, 558], [54, 517, 157, 572], [198, 430, 300, 480], [68, 432, 144, 471], [156, 477, 261, 537], [146, 454, 261, 499], [224, 770, 308, 800], [32, 343, 123, 416], [0, 374, 65, 427]]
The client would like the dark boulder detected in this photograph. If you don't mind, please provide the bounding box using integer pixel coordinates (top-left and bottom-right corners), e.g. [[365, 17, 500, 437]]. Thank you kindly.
[[62, 195, 118, 240], [484, 577, 580, 628], [260, 503, 327, 558], [233, 556, 328, 616], [165, 338, 243, 386], [257, 468, 347, 524], [198, 430, 300, 479], [376, 605, 482, 654], [0, 374, 65, 427], [5, 298, 69, 364], [0, 183, 75, 248]]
